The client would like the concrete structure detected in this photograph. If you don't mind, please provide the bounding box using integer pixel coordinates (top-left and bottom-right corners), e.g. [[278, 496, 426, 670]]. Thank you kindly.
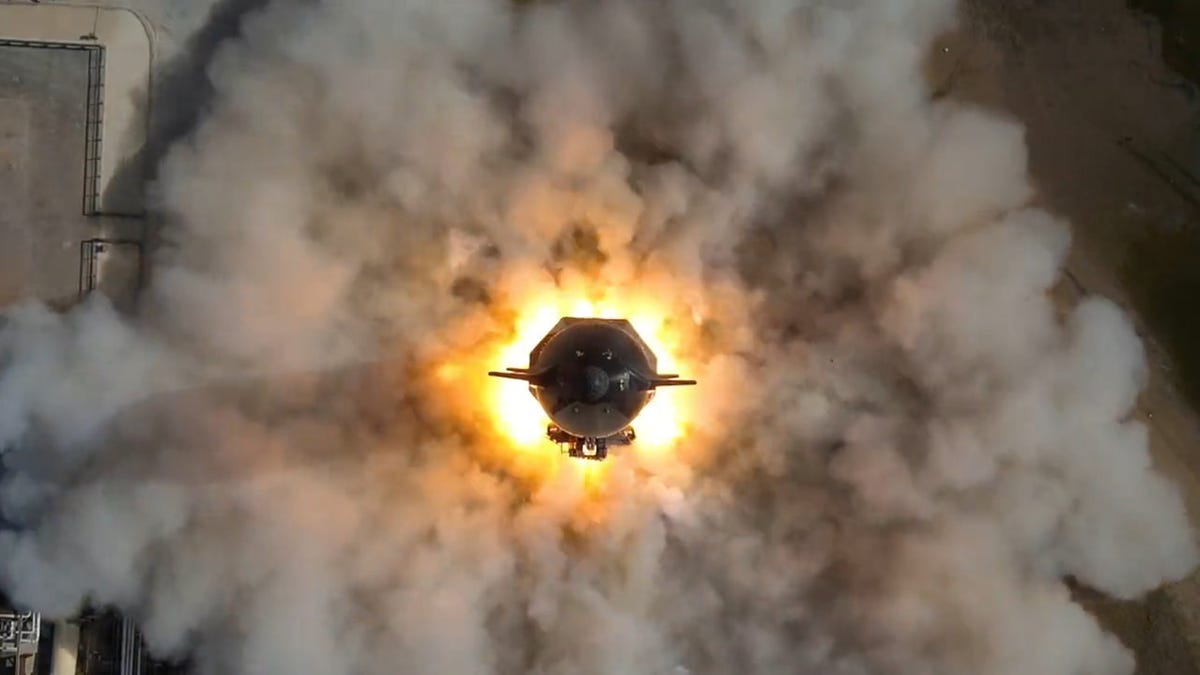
[[0, 3, 152, 215], [50, 623, 79, 675], [0, 4, 155, 674], [0, 2, 151, 307], [0, 43, 93, 306]]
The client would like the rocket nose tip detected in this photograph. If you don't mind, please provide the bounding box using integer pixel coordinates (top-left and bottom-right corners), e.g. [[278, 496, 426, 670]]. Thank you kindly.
[[583, 365, 610, 401]]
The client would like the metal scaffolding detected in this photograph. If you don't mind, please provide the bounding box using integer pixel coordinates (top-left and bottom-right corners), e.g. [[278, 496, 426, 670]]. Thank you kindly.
[[0, 611, 40, 655], [75, 610, 186, 675], [118, 619, 142, 675]]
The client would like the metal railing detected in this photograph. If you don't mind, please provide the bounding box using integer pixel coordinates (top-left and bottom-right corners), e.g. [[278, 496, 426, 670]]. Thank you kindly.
[[78, 238, 142, 300], [119, 618, 143, 675], [83, 46, 106, 215]]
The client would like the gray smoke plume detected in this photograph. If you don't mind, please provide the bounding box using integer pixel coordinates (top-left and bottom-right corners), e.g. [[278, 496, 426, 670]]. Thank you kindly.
[[0, 0, 1195, 673]]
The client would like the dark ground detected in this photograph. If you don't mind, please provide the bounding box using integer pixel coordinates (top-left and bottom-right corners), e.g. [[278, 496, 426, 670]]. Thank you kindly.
[[1119, 0, 1200, 436], [1132, 0, 1200, 83], [933, 1, 1200, 672]]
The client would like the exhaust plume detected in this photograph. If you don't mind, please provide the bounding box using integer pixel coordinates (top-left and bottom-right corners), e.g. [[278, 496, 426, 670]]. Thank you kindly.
[[0, 0, 1194, 673]]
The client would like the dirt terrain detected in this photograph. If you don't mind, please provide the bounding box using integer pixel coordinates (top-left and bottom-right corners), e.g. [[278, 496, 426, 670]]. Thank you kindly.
[[931, 1, 1200, 671]]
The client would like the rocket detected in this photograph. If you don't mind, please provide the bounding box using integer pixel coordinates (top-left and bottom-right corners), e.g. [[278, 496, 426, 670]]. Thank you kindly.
[[488, 317, 695, 460]]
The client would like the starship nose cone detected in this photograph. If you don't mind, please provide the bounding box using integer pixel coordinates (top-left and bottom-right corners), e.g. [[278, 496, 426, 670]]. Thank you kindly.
[[583, 365, 610, 401]]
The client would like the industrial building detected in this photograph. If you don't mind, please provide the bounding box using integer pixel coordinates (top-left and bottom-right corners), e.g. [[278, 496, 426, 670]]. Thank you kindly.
[[0, 4, 155, 673], [0, 601, 187, 675]]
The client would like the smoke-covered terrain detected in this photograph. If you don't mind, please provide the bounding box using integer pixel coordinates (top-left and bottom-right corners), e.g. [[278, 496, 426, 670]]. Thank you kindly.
[[0, 0, 1196, 673]]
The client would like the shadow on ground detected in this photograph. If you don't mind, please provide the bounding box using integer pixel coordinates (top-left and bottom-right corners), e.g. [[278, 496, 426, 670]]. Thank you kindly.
[[1121, 215, 1200, 411], [1118, 0, 1200, 414], [1130, 0, 1200, 83]]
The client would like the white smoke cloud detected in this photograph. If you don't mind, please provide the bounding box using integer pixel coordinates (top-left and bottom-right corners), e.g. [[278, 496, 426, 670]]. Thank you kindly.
[[0, 0, 1194, 674]]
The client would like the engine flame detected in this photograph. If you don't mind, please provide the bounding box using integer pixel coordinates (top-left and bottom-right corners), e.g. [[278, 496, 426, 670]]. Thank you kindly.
[[486, 292, 693, 460]]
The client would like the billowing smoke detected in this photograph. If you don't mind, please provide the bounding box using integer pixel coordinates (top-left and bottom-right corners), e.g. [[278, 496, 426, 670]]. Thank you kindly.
[[0, 0, 1195, 673]]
